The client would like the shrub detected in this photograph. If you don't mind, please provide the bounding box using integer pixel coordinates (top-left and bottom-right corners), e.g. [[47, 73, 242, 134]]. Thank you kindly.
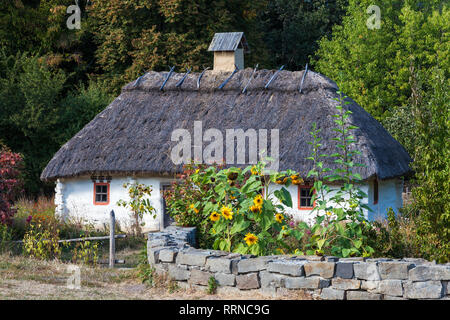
[[23, 223, 61, 260], [364, 207, 421, 259], [289, 92, 374, 257], [117, 182, 156, 236], [0, 223, 13, 253], [207, 276, 218, 295], [71, 239, 99, 266], [166, 159, 301, 255], [163, 162, 224, 248], [0, 147, 23, 225]]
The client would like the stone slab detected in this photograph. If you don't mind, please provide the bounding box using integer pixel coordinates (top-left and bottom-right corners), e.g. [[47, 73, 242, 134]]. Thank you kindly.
[[304, 262, 335, 278], [354, 263, 380, 281], [332, 278, 361, 290], [236, 273, 260, 290], [267, 260, 306, 277], [320, 287, 345, 300]]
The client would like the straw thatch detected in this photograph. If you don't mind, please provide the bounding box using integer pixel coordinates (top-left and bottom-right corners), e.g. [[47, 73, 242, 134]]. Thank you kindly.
[[41, 68, 411, 181]]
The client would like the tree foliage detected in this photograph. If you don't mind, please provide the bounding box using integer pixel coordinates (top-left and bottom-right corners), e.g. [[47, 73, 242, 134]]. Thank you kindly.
[[0, 145, 24, 225], [314, 0, 448, 128]]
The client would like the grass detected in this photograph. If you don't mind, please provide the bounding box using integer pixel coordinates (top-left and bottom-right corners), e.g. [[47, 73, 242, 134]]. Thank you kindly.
[[1, 197, 313, 300], [0, 252, 299, 300]]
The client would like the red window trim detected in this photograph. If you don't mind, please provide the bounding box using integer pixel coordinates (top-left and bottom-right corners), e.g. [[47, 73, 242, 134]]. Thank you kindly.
[[93, 182, 110, 205], [298, 184, 315, 210]]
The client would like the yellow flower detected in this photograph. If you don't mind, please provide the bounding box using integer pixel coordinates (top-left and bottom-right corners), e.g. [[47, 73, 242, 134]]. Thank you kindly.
[[250, 205, 262, 213], [189, 204, 195, 209], [195, 169, 200, 174], [282, 226, 286, 231], [221, 206, 233, 220], [276, 248, 286, 254], [275, 213, 284, 223], [210, 211, 220, 222], [253, 195, 263, 206], [292, 178, 304, 185], [326, 211, 332, 216], [250, 166, 259, 175], [194, 208, 199, 214], [244, 233, 258, 246]]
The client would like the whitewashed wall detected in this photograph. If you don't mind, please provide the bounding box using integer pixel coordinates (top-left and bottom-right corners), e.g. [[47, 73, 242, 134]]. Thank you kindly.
[[267, 178, 403, 224], [55, 176, 173, 232], [54, 175, 403, 231]]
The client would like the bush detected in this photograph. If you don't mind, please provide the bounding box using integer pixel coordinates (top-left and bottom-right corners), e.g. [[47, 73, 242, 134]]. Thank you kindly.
[[288, 92, 374, 257], [117, 182, 156, 236], [0, 147, 23, 225], [163, 162, 225, 248], [23, 222, 61, 260]]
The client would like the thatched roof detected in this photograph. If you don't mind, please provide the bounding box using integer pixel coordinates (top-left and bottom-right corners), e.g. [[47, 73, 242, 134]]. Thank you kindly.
[[41, 68, 412, 182]]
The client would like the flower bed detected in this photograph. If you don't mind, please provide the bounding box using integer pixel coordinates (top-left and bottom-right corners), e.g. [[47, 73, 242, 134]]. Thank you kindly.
[[147, 227, 450, 300]]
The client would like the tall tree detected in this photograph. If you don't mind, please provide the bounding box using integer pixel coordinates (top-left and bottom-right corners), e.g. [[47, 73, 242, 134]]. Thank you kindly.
[[258, 0, 348, 70], [86, 0, 270, 94], [313, 0, 448, 155]]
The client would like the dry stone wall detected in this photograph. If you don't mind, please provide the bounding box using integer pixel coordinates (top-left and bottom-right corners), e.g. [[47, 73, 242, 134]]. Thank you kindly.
[[147, 227, 450, 300]]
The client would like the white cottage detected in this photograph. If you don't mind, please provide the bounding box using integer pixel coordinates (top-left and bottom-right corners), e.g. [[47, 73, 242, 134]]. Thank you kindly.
[[41, 33, 411, 231]]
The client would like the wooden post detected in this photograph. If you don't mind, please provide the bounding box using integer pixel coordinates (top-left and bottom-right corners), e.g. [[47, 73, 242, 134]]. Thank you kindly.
[[109, 210, 115, 268]]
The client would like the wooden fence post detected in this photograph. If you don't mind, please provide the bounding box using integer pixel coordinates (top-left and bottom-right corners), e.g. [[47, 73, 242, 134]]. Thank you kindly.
[[109, 210, 115, 268]]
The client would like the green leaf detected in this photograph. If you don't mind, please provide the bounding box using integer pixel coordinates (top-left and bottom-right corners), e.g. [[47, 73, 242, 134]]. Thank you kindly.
[[342, 248, 351, 257]]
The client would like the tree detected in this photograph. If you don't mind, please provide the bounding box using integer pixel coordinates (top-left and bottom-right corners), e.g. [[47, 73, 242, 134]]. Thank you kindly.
[[257, 0, 348, 70], [86, 0, 270, 94], [410, 66, 449, 263], [0, 145, 23, 225], [0, 52, 112, 194], [313, 0, 448, 127]]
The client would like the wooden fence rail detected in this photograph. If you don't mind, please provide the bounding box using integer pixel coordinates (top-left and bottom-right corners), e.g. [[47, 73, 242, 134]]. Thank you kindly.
[[7, 210, 125, 268]]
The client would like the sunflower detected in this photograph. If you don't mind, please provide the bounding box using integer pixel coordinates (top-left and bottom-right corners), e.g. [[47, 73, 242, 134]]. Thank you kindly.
[[275, 213, 284, 223], [250, 166, 259, 175], [292, 178, 304, 185], [244, 233, 258, 246], [220, 206, 233, 220], [189, 204, 195, 209], [253, 195, 263, 207], [250, 205, 262, 213], [210, 211, 220, 222]]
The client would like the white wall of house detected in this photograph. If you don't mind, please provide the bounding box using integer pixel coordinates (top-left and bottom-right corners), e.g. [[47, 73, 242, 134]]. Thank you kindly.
[[54, 175, 403, 231], [55, 175, 173, 232], [267, 178, 403, 224]]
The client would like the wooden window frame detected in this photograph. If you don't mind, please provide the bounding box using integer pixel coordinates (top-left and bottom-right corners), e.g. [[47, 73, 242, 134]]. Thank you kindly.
[[93, 182, 110, 205], [298, 185, 315, 210]]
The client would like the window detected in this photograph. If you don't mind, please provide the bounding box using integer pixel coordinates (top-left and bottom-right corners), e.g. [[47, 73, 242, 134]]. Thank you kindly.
[[298, 185, 314, 210], [373, 179, 378, 204], [94, 182, 110, 205]]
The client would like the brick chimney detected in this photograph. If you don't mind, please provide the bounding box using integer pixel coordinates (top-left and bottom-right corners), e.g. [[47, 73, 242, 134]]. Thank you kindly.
[[208, 32, 250, 72]]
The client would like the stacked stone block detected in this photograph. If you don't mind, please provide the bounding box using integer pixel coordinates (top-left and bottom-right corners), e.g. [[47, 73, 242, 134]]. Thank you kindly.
[[148, 228, 450, 300]]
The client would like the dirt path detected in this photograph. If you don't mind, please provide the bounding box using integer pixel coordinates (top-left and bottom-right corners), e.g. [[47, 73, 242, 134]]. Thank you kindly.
[[0, 254, 307, 300]]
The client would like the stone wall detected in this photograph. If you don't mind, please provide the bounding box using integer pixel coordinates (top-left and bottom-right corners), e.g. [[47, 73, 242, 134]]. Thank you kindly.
[[147, 227, 450, 300]]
